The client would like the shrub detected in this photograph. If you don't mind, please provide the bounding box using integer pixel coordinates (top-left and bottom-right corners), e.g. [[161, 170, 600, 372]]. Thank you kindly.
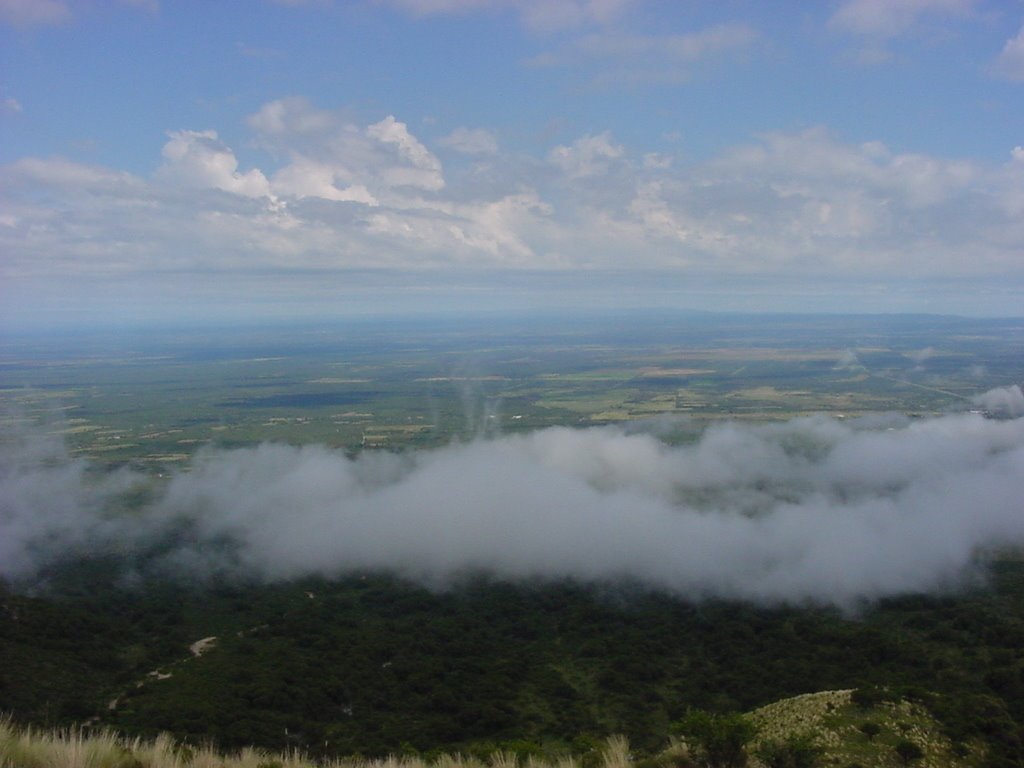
[[849, 687, 886, 710], [857, 722, 881, 742], [893, 740, 924, 765], [754, 735, 822, 768], [673, 711, 755, 768]]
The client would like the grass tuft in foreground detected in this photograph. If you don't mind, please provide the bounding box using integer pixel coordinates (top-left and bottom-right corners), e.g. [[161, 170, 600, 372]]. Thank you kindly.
[[0, 717, 618, 768]]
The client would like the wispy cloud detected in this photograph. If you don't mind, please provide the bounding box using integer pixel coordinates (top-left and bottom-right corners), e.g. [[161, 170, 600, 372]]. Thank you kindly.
[[0, 0, 71, 27], [829, 0, 978, 38], [270, 0, 332, 6], [236, 42, 286, 60], [118, 0, 159, 12], [376, 0, 636, 33], [438, 127, 499, 155], [0, 0, 157, 26], [548, 131, 622, 179], [526, 23, 759, 87], [828, 0, 980, 67], [572, 23, 759, 60], [992, 26, 1024, 82]]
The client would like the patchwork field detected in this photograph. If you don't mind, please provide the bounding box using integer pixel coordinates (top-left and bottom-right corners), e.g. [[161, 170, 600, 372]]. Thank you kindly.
[[2, 312, 1022, 469]]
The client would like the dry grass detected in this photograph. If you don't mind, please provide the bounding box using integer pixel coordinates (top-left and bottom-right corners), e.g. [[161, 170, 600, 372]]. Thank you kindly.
[[0, 720, 629, 768]]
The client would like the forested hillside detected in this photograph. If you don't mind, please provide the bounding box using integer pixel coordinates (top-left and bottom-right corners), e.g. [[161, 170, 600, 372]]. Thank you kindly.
[[3, 558, 1024, 765]]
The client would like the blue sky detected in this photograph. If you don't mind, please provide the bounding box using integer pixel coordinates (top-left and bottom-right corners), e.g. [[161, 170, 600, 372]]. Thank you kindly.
[[2, 0, 1024, 327]]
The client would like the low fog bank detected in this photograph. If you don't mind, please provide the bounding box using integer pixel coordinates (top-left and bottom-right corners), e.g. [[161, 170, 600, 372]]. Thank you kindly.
[[3, 401, 1024, 606], [972, 384, 1024, 418]]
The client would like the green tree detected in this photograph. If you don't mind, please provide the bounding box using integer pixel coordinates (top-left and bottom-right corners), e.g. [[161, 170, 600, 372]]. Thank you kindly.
[[674, 710, 756, 768], [755, 735, 822, 768], [894, 740, 924, 765], [850, 686, 886, 710], [857, 722, 881, 742]]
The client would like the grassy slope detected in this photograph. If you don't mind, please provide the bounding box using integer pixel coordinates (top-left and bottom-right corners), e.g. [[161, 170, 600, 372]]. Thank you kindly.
[[748, 690, 983, 767]]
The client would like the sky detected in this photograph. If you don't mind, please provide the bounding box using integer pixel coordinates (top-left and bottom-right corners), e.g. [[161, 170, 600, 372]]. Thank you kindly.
[[2, 0, 1024, 327]]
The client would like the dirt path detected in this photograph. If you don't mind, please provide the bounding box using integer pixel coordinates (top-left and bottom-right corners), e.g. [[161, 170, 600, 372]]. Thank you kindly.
[[189, 636, 217, 657], [105, 635, 219, 714]]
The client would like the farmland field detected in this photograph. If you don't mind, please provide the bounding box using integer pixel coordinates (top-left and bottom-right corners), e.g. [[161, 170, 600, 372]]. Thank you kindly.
[[3, 311, 1022, 468]]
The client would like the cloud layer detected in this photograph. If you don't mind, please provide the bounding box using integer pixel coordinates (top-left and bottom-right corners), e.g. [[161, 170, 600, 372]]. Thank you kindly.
[[4, 404, 1024, 607], [3, 99, 1023, 295]]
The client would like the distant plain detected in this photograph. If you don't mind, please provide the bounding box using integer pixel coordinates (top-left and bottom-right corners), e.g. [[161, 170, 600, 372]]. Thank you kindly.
[[3, 311, 1022, 467]]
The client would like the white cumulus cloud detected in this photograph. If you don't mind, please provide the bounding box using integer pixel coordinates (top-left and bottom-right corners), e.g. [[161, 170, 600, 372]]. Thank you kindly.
[[270, 157, 379, 205], [158, 130, 271, 199], [4, 101, 1024, 296], [367, 115, 445, 191]]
